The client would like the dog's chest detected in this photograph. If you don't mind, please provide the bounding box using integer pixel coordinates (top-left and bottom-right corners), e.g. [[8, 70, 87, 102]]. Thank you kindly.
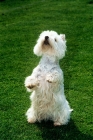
[[36, 64, 53, 80]]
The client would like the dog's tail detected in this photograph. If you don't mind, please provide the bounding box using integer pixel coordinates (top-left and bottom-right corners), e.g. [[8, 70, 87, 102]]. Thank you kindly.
[[69, 109, 73, 112]]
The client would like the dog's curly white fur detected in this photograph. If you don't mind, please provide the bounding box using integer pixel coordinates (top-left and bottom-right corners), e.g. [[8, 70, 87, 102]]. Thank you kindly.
[[25, 30, 73, 126]]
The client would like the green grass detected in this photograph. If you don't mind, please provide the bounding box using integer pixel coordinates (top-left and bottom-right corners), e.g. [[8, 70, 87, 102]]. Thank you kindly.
[[0, 0, 93, 139]]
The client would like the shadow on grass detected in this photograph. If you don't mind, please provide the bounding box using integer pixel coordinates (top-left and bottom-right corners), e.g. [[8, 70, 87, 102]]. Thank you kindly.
[[36, 120, 93, 140]]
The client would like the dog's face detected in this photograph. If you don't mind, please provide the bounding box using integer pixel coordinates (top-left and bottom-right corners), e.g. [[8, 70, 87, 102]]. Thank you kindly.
[[34, 30, 67, 59]]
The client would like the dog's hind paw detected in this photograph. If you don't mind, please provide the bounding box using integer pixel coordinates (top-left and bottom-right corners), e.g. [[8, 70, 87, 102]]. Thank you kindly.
[[27, 118, 36, 124], [54, 122, 62, 126]]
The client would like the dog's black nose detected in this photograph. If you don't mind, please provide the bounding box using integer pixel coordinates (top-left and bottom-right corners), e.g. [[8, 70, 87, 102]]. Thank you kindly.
[[45, 36, 49, 40]]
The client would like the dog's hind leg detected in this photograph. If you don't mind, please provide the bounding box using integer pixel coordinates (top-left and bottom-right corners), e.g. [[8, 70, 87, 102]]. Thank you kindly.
[[26, 107, 36, 123], [53, 105, 72, 126]]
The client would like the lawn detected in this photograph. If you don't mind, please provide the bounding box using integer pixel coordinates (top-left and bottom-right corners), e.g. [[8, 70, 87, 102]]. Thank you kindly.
[[0, 0, 93, 140]]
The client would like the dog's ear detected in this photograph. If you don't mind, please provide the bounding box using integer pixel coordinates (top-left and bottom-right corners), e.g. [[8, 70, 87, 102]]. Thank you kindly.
[[60, 34, 66, 41]]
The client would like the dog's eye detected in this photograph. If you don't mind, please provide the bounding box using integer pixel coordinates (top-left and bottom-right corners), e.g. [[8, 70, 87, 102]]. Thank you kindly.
[[55, 39, 57, 42]]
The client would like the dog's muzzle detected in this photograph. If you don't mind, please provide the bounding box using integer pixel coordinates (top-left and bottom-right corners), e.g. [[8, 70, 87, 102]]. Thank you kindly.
[[44, 36, 49, 45]]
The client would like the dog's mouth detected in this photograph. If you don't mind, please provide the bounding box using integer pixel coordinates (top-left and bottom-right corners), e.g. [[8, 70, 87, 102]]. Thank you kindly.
[[44, 40, 49, 45], [44, 36, 50, 45]]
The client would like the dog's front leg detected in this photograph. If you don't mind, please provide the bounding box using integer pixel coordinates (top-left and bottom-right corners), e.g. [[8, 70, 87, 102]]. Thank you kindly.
[[46, 70, 62, 83], [25, 75, 39, 91]]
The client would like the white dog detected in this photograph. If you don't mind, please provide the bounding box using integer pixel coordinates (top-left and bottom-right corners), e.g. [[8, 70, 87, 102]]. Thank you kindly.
[[25, 30, 73, 126]]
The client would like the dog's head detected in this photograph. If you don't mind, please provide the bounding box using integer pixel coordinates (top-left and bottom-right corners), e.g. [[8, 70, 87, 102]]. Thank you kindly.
[[34, 30, 67, 59]]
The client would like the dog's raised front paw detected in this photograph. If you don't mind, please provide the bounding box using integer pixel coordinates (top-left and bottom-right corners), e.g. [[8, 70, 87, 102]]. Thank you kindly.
[[26, 84, 36, 89], [25, 82, 39, 89], [25, 76, 39, 89], [46, 74, 54, 83]]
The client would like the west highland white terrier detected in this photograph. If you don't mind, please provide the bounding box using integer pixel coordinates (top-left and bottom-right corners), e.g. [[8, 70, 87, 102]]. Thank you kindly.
[[25, 30, 73, 126]]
